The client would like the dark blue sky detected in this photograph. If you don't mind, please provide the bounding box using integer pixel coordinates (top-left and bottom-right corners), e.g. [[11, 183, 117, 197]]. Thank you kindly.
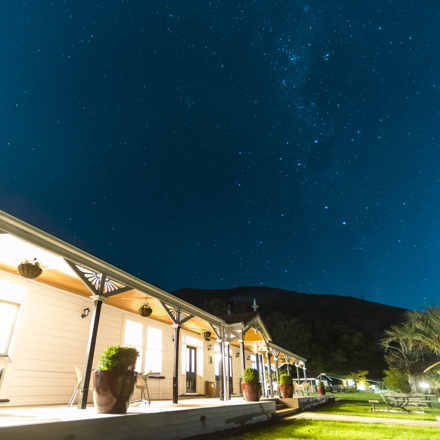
[[1, 1, 440, 310]]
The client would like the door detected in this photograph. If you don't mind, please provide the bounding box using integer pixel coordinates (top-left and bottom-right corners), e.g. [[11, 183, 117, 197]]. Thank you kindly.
[[186, 346, 197, 393]]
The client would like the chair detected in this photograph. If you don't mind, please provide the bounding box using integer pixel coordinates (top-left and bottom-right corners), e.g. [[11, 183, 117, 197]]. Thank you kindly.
[[302, 382, 311, 395], [68, 366, 82, 406], [132, 369, 153, 406], [293, 382, 303, 396]]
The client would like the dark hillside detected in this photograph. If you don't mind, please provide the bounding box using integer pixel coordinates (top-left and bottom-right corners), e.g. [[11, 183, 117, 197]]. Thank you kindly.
[[172, 286, 408, 377]]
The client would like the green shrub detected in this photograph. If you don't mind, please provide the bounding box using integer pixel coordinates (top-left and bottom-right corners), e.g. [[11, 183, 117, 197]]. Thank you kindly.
[[383, 367, 410, 393], [317, 381, 324, 388], [243, 368, 259, 383], [97, 346, 139, 371], [280, 374, 293, 385]]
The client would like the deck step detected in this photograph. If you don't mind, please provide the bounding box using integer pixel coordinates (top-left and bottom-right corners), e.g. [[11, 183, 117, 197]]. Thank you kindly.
[[276, 403, 287, 411], [272, 407, 301, 419]]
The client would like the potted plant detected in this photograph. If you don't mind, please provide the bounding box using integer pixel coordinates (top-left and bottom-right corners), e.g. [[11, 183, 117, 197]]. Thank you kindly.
[[201, 329, 211, 340], [317, 381, 326, 396], [241, 368, 261, 401], [18, 258, 42, 279], [279, 374, 293, 398], [92, 345, 139, 414]]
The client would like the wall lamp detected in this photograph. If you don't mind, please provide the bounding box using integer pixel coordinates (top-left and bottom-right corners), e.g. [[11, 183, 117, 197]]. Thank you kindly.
[[235, 353, 240, 358], [247, 356, 251, 361], [81, 307, 90, 319], [208, 344, 212, 351]]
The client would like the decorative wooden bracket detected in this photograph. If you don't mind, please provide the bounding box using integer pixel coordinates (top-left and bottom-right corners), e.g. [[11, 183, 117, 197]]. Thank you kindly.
[[270, 348, 280, 360], [208, 323, 221, 340], [160, 301, 194, 326], [64, 259, 133, 299]]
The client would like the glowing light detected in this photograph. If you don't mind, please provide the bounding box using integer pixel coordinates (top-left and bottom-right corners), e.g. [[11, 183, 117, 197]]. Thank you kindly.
[[420, 382, 430, 389]]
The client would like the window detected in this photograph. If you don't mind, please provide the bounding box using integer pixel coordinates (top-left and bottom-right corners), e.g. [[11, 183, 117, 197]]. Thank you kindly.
[[214, 345, 221, 377], [145, 327, 162, 374], [123, 319, 144, 372], [0, 300, 19, 356], [250, 354, 257, 370], [123, 319, 163, 374]]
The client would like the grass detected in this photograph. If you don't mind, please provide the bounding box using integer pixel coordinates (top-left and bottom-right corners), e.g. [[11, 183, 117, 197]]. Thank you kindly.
[[185, 392, 440, 440], [312, 391, 440, 421], [188, 419, 440, 440]]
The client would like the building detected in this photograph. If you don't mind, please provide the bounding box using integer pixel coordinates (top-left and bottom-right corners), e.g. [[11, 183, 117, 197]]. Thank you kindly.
[[0, 210, 306, 407]]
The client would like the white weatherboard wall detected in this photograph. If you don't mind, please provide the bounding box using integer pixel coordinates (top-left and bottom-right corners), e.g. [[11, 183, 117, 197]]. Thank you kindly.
[[0, 269, 257, 406], [0, 269, 175, 405]]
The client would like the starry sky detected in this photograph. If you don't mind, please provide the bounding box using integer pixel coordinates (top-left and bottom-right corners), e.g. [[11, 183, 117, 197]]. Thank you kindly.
[[1, 1, 440, 311]]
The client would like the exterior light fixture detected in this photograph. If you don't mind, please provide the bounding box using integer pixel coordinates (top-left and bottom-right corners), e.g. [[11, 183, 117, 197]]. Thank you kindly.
[[81, 307, 90, 319], [247, 356, 251, 361], [208, 344, 212, 351], [235, 353, 240, 358]]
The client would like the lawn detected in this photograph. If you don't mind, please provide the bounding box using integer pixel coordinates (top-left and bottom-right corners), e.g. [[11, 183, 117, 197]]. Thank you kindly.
[[185, 393, 440, 440], [189, 419, 440, 440], [312, 391, 440, 422]]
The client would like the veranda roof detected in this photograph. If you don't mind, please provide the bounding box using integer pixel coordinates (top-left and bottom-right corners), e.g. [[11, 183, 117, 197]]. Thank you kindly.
[[0, 210, 223, 335]]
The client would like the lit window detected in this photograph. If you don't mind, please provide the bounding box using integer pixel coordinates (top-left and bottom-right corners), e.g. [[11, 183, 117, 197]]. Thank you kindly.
[[145, 327, 162, 374], [250, 354, 257, 369], [214, 345, 221, 376], [0, 300, 19, 355], [214, 353, 221, 377], [123, 320, 143, 372]]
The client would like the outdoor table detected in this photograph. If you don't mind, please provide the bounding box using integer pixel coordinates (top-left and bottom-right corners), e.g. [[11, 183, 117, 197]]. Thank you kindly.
[[390, 393, 433, 405], [389, 396, 410, 412], [382, 394, 411, 412]]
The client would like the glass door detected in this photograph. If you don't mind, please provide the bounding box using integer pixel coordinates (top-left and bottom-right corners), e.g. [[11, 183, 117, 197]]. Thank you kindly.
[[186, 346, 197, 393]]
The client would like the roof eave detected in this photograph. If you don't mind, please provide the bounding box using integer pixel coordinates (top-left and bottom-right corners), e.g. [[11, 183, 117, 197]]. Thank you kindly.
[[0, 210, 224, 326]]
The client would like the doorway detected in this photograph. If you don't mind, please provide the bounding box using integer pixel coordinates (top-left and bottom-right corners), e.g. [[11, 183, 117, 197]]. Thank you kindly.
[[186, 346, 197, 393]]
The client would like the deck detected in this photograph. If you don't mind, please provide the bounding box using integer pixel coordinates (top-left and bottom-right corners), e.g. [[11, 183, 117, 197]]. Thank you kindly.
[[0, 395, 333, 440]]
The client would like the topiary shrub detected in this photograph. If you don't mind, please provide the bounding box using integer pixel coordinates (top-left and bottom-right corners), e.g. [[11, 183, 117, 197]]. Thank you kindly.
[[280, 374, 293, 385], [317, 381, 324, 388], [97, 346, 139, 371], [243, 368, 259, 383]]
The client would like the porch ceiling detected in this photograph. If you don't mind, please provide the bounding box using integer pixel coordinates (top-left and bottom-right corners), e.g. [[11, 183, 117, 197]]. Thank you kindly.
[[0, 231, 217, 336]]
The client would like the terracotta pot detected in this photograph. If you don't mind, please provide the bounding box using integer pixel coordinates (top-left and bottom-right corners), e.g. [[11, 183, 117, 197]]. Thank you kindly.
[[93, 370, 138, 414], [317, 386, 326, 396], [18, 264, 42, 279], [280, 384, 293, 398], [241, 382, 260, 401]]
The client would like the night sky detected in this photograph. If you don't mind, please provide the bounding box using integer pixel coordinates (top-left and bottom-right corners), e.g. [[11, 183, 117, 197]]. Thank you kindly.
[[1, 1, 440, 311]]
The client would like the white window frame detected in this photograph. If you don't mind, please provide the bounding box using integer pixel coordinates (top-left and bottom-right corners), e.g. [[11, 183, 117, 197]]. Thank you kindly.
[[122, 316, 163, 374], [145, 326, 163, 374], [0, 299, 20, 357]]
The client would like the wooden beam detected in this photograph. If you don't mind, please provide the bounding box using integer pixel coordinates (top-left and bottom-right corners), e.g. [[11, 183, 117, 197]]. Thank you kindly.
[[77, 299, 103, 409], [266, 351, 273, 398], [172, 324, 180, 404]]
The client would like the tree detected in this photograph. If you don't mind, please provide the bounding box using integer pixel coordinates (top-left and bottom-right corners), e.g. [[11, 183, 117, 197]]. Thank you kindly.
[[383, 367, 411, 393], [348, 370, 370, 389], [381, 322, 427, 393], [406, 307, 440, 355]]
